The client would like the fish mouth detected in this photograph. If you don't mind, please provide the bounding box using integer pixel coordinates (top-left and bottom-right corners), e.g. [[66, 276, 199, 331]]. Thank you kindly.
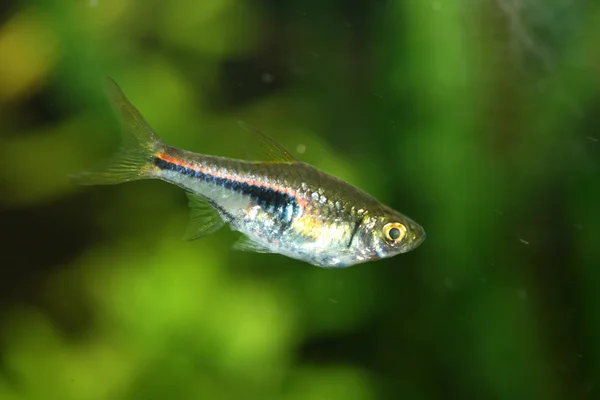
[[410, 227, 426, 250]]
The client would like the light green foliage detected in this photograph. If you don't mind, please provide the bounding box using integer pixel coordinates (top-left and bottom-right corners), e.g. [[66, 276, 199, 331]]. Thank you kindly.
[[283, 366, 373, 400]]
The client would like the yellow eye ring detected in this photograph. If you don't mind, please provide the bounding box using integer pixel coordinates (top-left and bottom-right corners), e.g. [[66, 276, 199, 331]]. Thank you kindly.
[[383, 222, 407, 244]]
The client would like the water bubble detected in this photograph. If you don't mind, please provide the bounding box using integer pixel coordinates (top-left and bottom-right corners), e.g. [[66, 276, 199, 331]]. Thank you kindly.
[[261, 73, 274, 84], [517, 289, 528, 300], [444, 277, 454, 289]]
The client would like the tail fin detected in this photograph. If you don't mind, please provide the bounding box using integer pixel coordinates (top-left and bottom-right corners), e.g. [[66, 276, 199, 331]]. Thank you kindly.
[[70, 78, 165, 185]]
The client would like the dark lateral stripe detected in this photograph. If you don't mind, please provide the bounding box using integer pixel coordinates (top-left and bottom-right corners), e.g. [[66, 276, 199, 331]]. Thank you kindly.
[[154, 157, 299, 223]]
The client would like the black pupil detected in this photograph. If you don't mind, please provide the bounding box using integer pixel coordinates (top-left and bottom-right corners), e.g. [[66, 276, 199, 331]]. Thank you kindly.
[[389, 227, 401, 240]]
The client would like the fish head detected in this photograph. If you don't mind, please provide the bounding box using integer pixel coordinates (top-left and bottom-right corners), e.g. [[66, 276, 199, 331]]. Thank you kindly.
[[360, 207, 426, 261]]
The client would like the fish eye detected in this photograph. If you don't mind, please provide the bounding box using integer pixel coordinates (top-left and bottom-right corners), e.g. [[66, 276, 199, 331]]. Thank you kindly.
[[383, 222, 407, 244]]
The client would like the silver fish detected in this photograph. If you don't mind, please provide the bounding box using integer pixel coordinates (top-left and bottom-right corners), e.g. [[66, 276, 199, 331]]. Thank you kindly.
[[72, 79, 426, 267]]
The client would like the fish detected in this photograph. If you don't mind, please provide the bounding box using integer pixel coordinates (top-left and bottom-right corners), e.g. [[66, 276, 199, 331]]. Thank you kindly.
[[72, 79, 426, 268]]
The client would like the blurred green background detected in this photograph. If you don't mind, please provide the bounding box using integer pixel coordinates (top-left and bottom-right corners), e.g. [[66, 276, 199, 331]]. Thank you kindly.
[[1, 0, 599, 399]]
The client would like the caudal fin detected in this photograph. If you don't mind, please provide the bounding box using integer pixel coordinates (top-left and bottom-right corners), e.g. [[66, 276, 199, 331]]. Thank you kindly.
[[70, 78, 165, 185]]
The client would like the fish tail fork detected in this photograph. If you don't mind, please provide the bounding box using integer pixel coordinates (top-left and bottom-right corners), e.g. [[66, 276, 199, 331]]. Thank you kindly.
[[70, 78, 165, 185]]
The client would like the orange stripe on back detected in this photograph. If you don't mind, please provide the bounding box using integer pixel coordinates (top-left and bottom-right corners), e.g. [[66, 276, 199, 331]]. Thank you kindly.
[[156, 152, 308, 209]]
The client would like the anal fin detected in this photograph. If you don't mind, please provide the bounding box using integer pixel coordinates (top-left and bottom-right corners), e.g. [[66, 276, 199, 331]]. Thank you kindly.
[[183, 192, 226, 241]]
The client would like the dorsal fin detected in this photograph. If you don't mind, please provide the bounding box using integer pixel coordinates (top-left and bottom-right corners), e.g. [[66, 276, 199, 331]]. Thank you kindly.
[[236, 121, 299, 164]]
